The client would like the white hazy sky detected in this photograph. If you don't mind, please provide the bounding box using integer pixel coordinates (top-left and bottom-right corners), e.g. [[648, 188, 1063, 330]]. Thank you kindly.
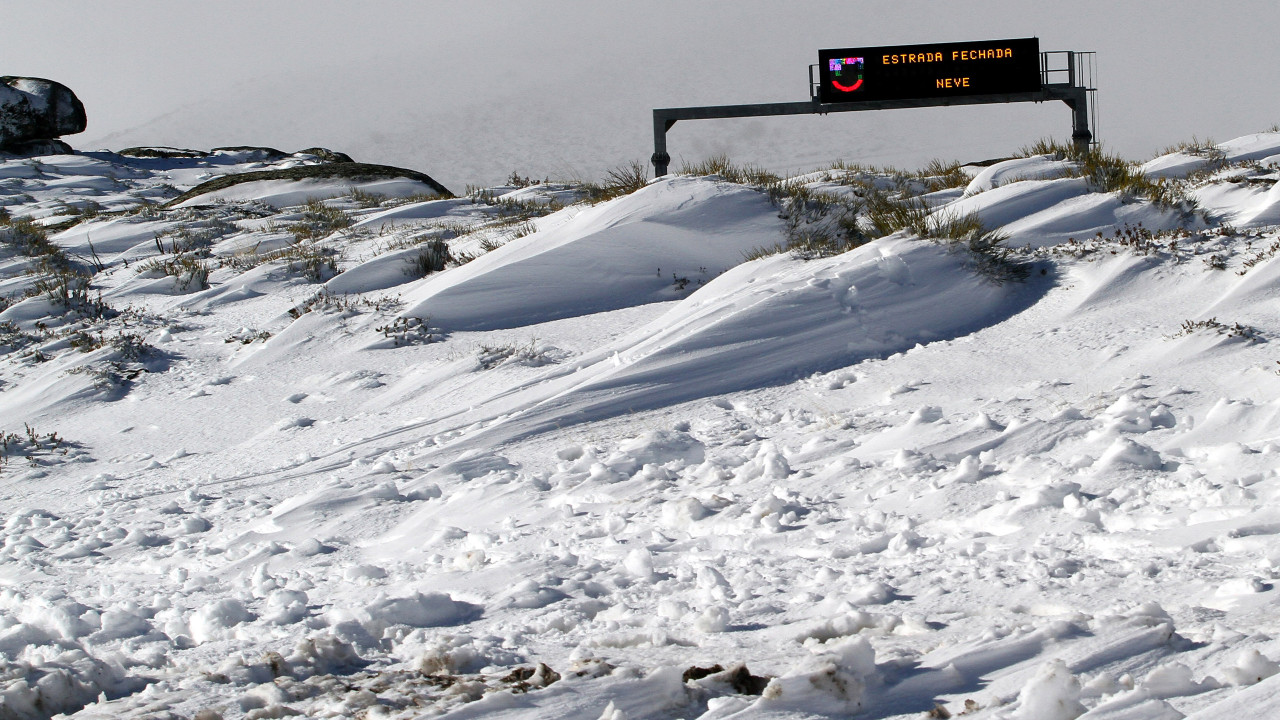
[[4, 1, 1278, 190]]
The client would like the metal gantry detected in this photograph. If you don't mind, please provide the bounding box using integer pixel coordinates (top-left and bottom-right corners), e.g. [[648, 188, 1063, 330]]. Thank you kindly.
[[651, 51, 1096, 177]]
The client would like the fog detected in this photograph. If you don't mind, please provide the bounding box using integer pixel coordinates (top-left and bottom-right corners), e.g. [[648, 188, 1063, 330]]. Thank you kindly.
[[4, 0, 1277, 190]]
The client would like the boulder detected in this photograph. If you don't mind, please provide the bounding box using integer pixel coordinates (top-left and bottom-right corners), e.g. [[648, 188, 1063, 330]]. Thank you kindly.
[[118, 146, 210, 159], [0, 76, 87, 152]]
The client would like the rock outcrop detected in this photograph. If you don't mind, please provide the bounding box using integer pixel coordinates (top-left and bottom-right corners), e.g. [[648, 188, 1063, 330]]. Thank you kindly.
[[0, 76, 87, 153]]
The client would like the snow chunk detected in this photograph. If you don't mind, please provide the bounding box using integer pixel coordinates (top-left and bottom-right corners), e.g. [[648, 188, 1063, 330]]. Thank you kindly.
[[343, 564, 387, 581], [0, 648, 125, 720], [407, 632, 523, 675], [755, 636, 876, 716], [1142, 662, 1219, 698], [1098, 437, 1163, 470], [623, 548, 656, 581], [287, 633, 366, 677], [189, 599, 255, 643], [262, 590, 309, 625], [1220, 649, 1280, 686], [694, 606, 730, 633], [661, 497, 709, 530], [1015, 659, 1086, 720], [364, 592, 481, 630], [848, 581, 897, 606]]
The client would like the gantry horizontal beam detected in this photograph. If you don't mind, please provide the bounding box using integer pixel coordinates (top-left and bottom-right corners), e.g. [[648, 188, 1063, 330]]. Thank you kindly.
[[652, 84, 1090, 176]]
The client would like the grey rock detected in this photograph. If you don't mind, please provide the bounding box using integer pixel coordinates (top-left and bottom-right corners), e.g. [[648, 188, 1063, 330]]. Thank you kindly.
[[210, 146, 287, 161], [118, 146, 210, 159], [3, 138, 74, 155], [0, 76, 87, 152], [296, 147, 355, 163]]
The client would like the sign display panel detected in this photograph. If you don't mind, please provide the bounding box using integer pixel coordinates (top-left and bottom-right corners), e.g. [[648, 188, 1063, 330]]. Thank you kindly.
[[818, 38, 1041, 104]]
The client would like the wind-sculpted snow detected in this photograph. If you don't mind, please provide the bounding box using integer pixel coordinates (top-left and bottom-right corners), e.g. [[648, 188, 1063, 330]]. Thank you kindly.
[[1140, 133, 1280, 179], [4, 137, 1280, 719], [944, 176, 1191, 247], [445, 234, 1032, 446], [398, 176, 786, 330], [963, 156, 1076, 195], [1194, 177, 1280, 228]]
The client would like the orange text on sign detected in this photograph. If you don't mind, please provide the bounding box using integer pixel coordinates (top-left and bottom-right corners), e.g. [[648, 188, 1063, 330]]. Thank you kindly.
[[951, 48, 1014, 61]]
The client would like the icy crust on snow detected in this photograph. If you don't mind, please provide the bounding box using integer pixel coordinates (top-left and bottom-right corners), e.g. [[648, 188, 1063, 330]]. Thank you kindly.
[[5, 136, 1280, 718]]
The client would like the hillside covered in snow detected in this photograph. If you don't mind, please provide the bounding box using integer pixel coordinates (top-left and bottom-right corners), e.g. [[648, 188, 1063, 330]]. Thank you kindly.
[[2, 133, 1280, 719]]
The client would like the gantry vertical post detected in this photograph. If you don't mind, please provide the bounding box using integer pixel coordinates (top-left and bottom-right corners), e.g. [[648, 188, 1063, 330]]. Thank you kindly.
[[1065, 52, 1092, 151], [1069, 91, 1093, 151], [652, 114, 674, 177]]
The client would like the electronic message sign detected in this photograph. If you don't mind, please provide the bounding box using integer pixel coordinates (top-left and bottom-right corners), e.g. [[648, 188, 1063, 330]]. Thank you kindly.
[[818, 38, 1041, 105]]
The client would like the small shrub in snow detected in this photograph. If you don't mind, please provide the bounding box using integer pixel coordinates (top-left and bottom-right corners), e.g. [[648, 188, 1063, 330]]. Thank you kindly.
[[1, 216, 62, 258], [1238, 236, 1280, 275], [679, 155, 781, 186], [225, 328, 273, 344], [916, 158, 969, 191], [345, 187, 385, 208], [136, 255, 211, 291], [0, 423, 68, 470], [579, 160, 650, 203], [373, 316, 442, 347], [289, 198, 353, 241], [1202, 253, 1228, 271], [288, 289, 400, 319], [1160, 134, 1226, 160], [1171, 317, 1263, 343], [153, 219, 234, 255], [65, 359, 143, 389], [506, 170, 545, 188], [861, 185, 929, 238], [241, 241, 341, 282], [1037, 224, 1200, 263], [0, 319, 40, 353], [475, 339, 560, 369], [27, 261, 113, 318], [404, 239, 451, 278], [506, 219, 536, 240], [468, 190, 561, 223], [2, 218, 107, 313]]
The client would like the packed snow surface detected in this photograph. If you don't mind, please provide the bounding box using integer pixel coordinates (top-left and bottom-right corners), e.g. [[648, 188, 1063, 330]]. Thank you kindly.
[[1, 134, 1280, 719]]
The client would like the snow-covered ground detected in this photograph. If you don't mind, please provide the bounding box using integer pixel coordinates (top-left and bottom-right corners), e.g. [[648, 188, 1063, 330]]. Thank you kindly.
[[2, 133, 1280, 719]]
